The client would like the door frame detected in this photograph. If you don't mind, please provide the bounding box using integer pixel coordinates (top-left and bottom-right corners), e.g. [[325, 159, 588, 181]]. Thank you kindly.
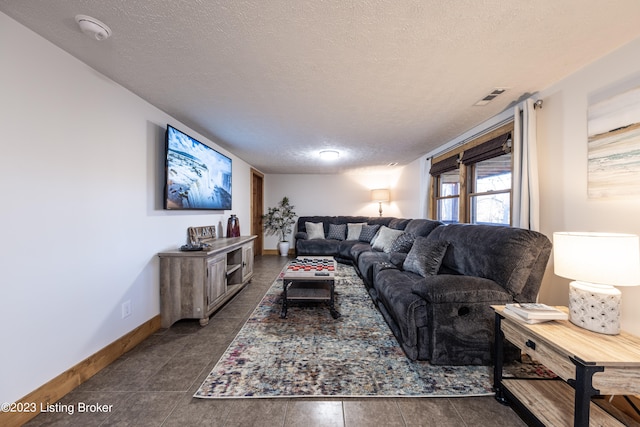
[[250, 168, 264, 255]]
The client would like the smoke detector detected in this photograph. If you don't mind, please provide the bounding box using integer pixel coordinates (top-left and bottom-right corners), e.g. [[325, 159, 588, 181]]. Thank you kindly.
[[75, 15, 112, 40]]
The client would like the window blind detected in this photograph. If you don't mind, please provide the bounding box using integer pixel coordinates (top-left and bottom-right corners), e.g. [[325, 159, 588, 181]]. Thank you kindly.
[[460, 132, 511, 165]]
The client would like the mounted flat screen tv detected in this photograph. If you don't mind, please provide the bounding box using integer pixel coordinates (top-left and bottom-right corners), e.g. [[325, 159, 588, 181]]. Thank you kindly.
[[164, 125, 232, 210]]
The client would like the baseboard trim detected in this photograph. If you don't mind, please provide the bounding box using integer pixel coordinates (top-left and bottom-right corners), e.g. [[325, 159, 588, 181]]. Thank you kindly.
[[263, 249, 293, 256], [0, 315, 161, 427]]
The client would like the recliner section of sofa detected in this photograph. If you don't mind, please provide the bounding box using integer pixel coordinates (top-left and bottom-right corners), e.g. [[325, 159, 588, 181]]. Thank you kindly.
[[293, 216, 552, 366]]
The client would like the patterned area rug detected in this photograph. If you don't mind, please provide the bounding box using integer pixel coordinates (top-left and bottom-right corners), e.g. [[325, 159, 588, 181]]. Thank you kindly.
[[195, 264, 551, 399]]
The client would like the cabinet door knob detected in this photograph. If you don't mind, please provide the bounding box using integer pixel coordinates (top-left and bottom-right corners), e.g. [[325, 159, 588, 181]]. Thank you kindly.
[[525, 339, 536, 350]]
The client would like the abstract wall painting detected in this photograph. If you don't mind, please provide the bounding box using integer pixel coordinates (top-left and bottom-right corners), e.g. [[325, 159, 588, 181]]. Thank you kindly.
[[587, 86, 640, 198]]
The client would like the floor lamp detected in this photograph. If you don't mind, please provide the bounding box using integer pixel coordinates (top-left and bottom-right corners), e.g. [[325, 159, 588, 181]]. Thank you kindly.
[[371, 189, 390, 217]]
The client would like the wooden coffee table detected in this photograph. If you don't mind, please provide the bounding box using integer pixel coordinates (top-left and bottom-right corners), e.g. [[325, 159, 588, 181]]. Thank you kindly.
[[280, 256, 340, 319]]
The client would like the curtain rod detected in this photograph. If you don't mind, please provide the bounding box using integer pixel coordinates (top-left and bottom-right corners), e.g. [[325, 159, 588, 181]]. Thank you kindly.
[[424, 101, 515, 159]]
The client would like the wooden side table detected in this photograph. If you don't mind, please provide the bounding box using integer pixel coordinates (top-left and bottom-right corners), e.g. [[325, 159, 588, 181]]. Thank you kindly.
[[492, 305, 640, 426]]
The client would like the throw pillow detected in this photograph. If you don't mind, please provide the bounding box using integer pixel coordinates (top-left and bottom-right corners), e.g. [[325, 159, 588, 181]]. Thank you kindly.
[[305, 222, 325, 240], [327, 223, 347, 241], [403, 237, 449, 277], [389, 232, 416, 254], [358, 224, 381, 243], [346, 223, 366, 240], [372, 226, 405, 253]]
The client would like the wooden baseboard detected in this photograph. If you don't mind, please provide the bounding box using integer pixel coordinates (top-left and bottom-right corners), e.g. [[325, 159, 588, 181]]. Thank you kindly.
[[0, 315, 161, 427], [263, 249, 293, 256]]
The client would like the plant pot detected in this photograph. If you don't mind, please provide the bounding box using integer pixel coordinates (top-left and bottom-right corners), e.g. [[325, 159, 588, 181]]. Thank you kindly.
[[278, 241, 290, 257]]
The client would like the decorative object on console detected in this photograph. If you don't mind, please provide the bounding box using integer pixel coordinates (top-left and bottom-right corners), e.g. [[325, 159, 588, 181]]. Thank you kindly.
[[188, 225, 216, 246], [226, 214, 240, 237], [553, 231, 640, 335], [262, 196, 297, 256], [371, 188, 390, 217]]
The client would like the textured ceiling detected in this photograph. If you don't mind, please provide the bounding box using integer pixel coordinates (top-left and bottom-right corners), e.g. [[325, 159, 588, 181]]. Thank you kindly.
[[2, 1, 640, 174]]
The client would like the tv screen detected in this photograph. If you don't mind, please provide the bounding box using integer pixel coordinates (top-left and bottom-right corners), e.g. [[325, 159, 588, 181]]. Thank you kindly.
[[164, 125, 232, 210]]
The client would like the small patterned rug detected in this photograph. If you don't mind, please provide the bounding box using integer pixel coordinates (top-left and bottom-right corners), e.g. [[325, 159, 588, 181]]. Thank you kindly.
[[194, 264, 551, 399]]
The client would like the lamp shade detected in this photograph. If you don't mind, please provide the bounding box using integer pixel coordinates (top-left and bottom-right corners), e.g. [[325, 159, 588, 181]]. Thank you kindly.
[[371, 189, 390, 203], [553, 232, 640, 287]]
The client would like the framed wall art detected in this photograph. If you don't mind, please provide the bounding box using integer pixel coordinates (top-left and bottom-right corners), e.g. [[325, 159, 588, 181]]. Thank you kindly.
[[587, 86, 640, 198]]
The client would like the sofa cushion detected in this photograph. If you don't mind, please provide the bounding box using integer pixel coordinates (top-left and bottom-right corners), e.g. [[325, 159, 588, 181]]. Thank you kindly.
[[359, 224, 381, 243], [411, 275, 513, 303], [372, 226, 405, 253], [346, 223, 367, 240], [389, 251, 408, 268], [404, 219, 443, 237], [296, 239, 339, 256], [327, 223, 347, 240], [403, 237, 449, 277], [349, 242, 374, 261], [389, 232, 416, 254], [388, 218, 411, 230], [357, 250, 392, 288], [306, 222, 325, 240]]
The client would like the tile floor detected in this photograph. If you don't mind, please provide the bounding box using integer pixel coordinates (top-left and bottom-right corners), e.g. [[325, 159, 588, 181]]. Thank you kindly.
[[25, 255, 526, 426]]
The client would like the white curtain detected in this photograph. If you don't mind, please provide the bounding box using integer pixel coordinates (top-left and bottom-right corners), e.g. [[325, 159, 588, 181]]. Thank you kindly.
[[421, 157, 432, 219], [512, 98, 540, 231]]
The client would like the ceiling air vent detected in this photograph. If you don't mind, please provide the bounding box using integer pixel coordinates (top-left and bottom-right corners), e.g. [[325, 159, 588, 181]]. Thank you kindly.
[[474, 88, 508, 106]]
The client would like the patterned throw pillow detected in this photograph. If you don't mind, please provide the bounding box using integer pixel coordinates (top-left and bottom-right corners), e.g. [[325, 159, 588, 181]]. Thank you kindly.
[[346, 223, 366, 240], [389, 232, 416, 254], [327, 223, 347, 241], [358, 224, 381, 243], [372, 226, 405, 253], [403, 237, 450, 277], [305, 222, 325, 240]]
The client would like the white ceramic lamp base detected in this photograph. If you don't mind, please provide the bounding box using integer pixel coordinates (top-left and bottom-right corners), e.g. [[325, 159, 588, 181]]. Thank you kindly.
[[568, 281, 621, 335]]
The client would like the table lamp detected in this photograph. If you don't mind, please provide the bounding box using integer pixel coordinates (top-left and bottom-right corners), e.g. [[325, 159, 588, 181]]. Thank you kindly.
[[553, 232, 640, 335], [371, 189, 390, 217]]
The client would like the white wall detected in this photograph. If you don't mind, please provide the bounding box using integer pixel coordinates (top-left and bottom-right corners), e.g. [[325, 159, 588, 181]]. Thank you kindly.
[[0, 13, 253, 404], [535, 36, 640, 336], [263, 167, 420, 249]]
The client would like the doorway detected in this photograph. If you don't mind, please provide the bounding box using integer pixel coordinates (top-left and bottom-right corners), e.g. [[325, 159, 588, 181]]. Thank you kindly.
[[250, 168, 264, 255]]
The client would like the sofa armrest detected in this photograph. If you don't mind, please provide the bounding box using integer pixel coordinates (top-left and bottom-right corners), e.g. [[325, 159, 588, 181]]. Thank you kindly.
[[295, 232, 308, 240], [411, 275, 512, 304]]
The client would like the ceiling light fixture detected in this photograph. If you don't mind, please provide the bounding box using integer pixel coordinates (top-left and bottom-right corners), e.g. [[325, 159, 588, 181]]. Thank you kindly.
[[75, 15, 112, 40], [319, 150, 339, 161]]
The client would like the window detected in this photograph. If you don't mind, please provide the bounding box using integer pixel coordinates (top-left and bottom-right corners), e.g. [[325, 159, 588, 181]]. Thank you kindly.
[[469, 153, 511, 225], [429, 123, 513, 225], [436, 169, 460, 224]]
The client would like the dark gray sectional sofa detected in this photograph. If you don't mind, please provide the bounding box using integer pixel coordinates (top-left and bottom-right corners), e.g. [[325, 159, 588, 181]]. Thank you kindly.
[[295, 216, 552, 365]]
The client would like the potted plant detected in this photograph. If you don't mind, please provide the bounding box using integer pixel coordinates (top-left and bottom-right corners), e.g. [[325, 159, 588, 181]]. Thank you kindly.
[[262, 196, 297, 256]]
